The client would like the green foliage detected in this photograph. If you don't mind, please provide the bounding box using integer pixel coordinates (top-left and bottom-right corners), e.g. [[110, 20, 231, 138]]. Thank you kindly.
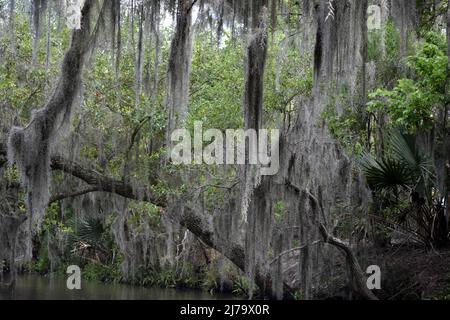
[[83, 262, 122, 284], [360, 129, 434, 194], [0, 2, 388, 298], [32, 203, 72, 273], [274, 201, 287, 224], [188, 31, 312, 132], [232, 276, 252, 297], [264, 32, 313, 121], [360, 152, 414, 191], [131, 266, 202, 289], [369, 80, 433, 131], [322, 89, 365, 153], [293, 290, 304, 300], [76, 216, 105, 244], [368, 32, 448, 133], [34, 236, 50, 274], [201, 267, 221, 292], [0, 15, 68, 121], [188, 34, 245, 131], [416, 0, 448, 37], [368, 20, 404, 85]]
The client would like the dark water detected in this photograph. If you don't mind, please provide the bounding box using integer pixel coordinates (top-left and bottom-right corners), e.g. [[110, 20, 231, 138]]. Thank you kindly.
[[0, 274, 235, 300]]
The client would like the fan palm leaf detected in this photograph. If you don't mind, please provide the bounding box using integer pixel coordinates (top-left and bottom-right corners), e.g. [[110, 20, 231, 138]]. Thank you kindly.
[[360, 129, 435, 193], [360, 151, 413, 191], [66, 215, 105, 245], [388, 129, 435, 183]]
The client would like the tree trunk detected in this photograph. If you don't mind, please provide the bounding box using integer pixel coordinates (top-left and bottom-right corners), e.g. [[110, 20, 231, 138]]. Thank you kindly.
[[244, 0, 268, 131], [166, 0, 195, 144], [7, 0, 95, 260]]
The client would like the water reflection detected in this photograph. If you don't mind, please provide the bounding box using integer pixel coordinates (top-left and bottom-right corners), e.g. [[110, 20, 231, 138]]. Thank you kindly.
[[0, 274, 235, 300]]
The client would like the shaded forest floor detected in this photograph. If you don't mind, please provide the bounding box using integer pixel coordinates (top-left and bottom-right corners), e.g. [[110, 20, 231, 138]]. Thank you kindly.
[[367, 245, 450, 300]]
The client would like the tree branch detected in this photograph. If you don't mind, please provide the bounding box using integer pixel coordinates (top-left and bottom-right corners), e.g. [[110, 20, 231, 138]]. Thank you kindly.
[[269, 240, 322, 266], [284, 179, 378, 300], [49, 187, 100, 204], [0, 142, 293, 299], [306, 190, 379, 300], [49, 154, 166, 207]]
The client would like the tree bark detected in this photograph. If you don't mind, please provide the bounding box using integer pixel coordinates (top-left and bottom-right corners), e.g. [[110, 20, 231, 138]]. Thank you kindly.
[[166, 0, 196, 143], [244, 0, 268, 131]]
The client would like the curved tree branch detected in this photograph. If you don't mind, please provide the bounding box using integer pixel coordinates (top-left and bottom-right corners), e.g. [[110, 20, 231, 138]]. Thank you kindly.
[[49, 187, 100, 204], [284, 179, 378, 300], [0, 142, 293, 298], [306, 190, 379, 300], [49, 154, 167, 207]]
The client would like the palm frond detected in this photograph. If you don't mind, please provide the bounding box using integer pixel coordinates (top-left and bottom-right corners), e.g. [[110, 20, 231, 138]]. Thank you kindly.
[[360, 151, 413, 191], [388, 129, 418, 169], [66, 215, 105, 245], [388, 129, 435, 188], [77, 216, 105, 244]]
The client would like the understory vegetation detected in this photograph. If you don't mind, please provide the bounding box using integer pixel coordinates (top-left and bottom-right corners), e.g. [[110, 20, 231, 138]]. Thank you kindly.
[[1, 0, 450, 300]]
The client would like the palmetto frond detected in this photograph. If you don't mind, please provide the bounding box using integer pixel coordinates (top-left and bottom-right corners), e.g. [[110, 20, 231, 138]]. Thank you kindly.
[[360, 152, 413, 191], [66, 216, 105, 245], [388, 129, 435, 187], [77, 216, 105, 244], [360, 129, 434, 192]]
